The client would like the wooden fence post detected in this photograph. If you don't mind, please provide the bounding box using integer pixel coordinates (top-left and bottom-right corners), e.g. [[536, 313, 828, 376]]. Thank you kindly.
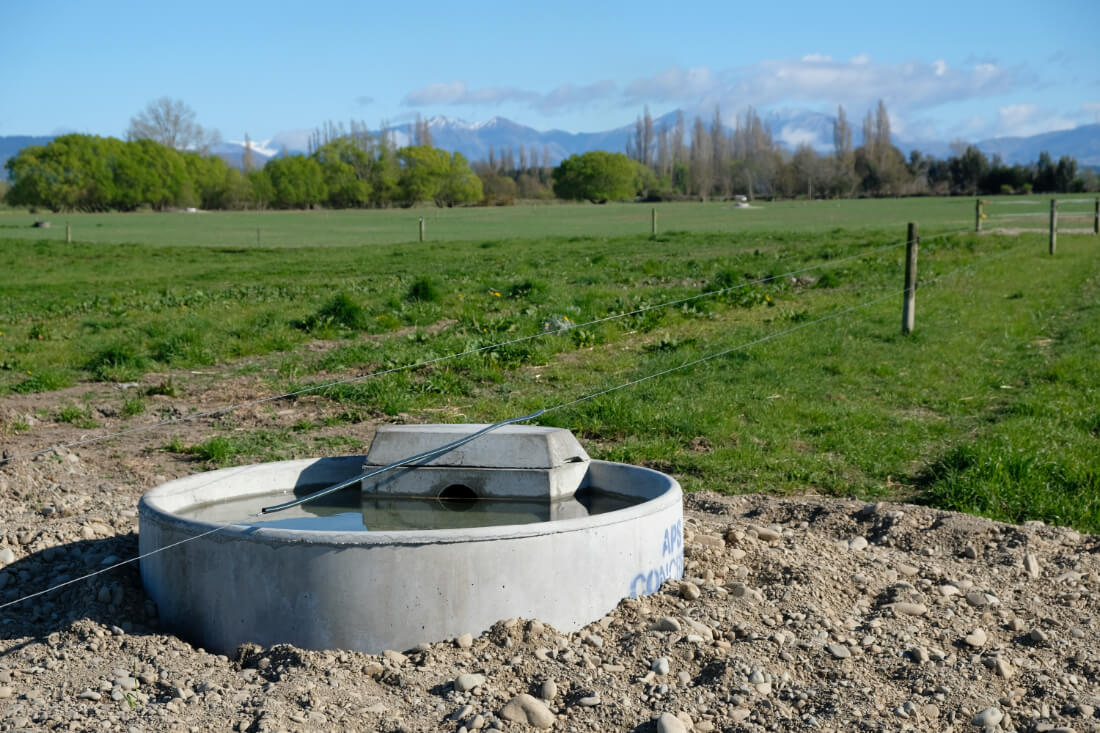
[[651, 207, 657, 237], [1094, 197, 1099, 235], [1049, 199, 1057, 255], [902, 222, 918, 335], [418, 217, 425, 242], [66, 222, 71, 243], [975, 199, 983, 233]]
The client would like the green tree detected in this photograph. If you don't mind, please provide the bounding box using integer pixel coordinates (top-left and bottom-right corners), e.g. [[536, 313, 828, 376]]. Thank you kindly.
[[248, 169, 275, 209], [313, 137, 373, 207], [179, 152, 231, 209], [111, 139, 187, 210], [263, 155, 326, 209], [435, 152, 482, 207], [6, 135, 120, 211], [552, 151, 638, 203], [396, 146, 451, 206], [948, 146, 989, 196], [369, 144, 401, 207]]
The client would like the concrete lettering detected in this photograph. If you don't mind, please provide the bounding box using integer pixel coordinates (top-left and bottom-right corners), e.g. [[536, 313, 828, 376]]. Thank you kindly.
[[629, 519, 684, 597]]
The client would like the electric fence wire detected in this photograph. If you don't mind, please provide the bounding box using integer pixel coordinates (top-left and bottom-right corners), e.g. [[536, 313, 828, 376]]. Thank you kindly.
[[0, 235, 1034, 613], [1, 227, 973, 467]]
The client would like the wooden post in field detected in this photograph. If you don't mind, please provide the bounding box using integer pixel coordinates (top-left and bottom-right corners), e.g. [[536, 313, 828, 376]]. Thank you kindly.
[[65, 222, 71, 243], [651, 207, 657, 237], [1094, 198, 1099, 235], [1049, 199, 1057, 255], [418, 217, 425, 242], [975, 199, 983, 233], [902, 222, 918, 335]]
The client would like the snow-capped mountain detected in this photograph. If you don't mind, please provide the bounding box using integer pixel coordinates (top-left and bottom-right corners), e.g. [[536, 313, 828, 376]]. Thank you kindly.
[[3, 115, 1098, 170]]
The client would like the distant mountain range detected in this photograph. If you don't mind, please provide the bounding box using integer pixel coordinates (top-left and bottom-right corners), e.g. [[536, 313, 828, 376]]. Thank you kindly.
[[3, 114, 1098, 172]]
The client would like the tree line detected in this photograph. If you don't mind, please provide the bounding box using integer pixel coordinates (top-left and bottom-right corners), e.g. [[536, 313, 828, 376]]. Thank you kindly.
[[3, 132, 483, 212], [4, 97, 1096, 213], [613, 101, 1097, 201]]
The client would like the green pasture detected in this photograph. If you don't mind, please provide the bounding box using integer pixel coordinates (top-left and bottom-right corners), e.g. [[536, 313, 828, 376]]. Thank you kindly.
[[0, 197, 985, 247], [1, 200, 1097, 531]]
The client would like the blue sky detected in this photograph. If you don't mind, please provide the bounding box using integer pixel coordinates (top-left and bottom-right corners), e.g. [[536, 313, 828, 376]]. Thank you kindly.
[[2, 0, 1098, 151]]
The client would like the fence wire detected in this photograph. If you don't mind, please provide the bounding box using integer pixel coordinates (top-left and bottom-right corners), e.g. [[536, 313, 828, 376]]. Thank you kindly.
[[0, 233, 1038, 613], [2, 227, 973, 466]]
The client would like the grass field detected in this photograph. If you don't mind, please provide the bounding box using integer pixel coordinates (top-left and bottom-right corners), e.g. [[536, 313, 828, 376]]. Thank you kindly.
[[0, 197, 985, 248], [2, 199, 1097, 531]]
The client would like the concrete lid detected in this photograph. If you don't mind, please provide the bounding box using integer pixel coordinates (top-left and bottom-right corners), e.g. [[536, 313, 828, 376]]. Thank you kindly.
[[366, 424, 589, 469]]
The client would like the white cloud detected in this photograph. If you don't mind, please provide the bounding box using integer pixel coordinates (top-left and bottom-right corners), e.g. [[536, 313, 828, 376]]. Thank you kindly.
[[777, 125, 825, 150], [620, 56, 1031, 118], [402, 81, 538, 107], [536, 81, 617, 113], [994, 104, 1075, 137], [402, 79, 612, 113], [623, 66, 718, 103], [404, 81, 467, 105], [1082, 102, 1100, 123]]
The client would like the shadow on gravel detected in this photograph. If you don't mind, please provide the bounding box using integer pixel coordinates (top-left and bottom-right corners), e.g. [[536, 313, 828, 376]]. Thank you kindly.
[[0, 532, 157, 655]]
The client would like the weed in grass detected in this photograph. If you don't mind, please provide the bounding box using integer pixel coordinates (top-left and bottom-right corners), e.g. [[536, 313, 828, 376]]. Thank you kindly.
[[375, 313, 402, 330], [644, 335, 694, 353], [150, 326, 216, 366], [322, 409, 368, 426], [5, 419, 30, 433], [508, 279, 546, 300], [145, 379, 178, 397], [188, 435, 233, 463], [292, 419, 316, 432], [407, 276, 441, 303], [87, 343, 148, 382], [570, 328, 597, 348], [56, 405, 97, 429], [12, 368, 74, 394], [296, 293, 370, 333], [182, 429, 307, 465], [121, 396, 146, 417], [163, 435, 186, 453], [312, 435, 363, 451]]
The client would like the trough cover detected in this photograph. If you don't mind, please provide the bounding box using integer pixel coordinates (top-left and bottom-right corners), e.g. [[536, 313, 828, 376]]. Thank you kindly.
[[366, 424, 589, 469]]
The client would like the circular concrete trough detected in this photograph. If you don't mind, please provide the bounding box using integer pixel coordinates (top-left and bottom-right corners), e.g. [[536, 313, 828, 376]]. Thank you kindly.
[[139, 453, 683, 654]]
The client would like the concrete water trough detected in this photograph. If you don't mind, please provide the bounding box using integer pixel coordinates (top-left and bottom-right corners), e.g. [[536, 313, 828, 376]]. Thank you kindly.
[[139, 424, 683, 654]]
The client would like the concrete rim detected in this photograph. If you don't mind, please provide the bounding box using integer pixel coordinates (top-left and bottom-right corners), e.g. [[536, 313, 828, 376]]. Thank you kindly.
[[139, 456, 682, 547]]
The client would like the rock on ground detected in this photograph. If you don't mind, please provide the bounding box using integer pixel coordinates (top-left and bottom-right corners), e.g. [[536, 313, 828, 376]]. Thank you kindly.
[[1, 446, 1098, 733]]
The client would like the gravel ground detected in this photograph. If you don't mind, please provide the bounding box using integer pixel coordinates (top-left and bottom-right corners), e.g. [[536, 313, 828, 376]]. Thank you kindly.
[[1, 438, 1097, 733]]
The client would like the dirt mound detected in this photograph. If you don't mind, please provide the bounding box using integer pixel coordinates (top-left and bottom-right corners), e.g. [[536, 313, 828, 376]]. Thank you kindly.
[[1, 449, 1096, 733]]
